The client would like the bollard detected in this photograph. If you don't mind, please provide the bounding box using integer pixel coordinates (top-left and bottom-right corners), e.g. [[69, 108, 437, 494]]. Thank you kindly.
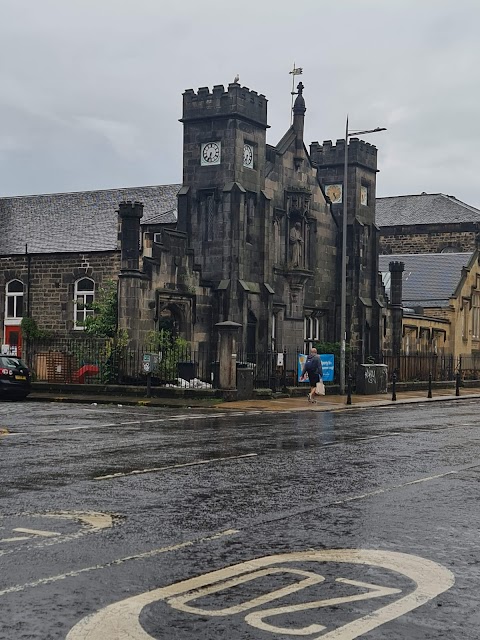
[[346, 374, 352, 405], [455, 371, 461, 396], [392, 371, 397, 401], [427, 372, 432, 398]]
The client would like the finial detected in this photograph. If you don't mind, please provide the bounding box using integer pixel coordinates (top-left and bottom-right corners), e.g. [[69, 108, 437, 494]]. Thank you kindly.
[[297, 81, 304, 95]]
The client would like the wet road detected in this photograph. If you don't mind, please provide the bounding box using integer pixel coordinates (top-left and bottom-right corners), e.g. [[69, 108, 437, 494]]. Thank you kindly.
[[1, 399, 479, 639]]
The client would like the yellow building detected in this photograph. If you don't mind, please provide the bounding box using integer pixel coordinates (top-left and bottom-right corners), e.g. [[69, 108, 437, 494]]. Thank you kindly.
[[380, 251, 480, 360]]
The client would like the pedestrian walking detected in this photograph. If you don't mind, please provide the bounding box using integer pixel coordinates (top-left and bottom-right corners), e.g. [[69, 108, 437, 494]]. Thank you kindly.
[[301, 347, 323, 403]]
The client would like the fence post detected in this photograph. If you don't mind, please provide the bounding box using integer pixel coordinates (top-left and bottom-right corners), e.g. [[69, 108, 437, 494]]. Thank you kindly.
[[346, 373, 352, 405], [282, 348, 287, 392], [391, 371, 397, 401], [427, 372, 432, 399]]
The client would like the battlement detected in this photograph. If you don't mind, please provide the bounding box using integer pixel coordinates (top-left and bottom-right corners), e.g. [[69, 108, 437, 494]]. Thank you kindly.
[[118, 201, 144, 218], [181, 82, 268, 128], [310, 137, 378, 171]]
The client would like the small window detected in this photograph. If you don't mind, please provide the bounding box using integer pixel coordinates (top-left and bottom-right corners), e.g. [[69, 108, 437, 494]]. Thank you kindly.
[[304, 315, 320, 351], [5, 280, 24, 319], [74, 278, 95, 330]]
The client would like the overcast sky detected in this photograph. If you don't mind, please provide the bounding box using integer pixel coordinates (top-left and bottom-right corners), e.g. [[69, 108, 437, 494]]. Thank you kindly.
[[1, 0, 479, 206]]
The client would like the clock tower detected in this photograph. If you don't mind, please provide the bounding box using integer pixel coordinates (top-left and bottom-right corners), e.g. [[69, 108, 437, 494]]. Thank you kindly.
[[177, 82, 271, 336], [310, 138, 383, 360]]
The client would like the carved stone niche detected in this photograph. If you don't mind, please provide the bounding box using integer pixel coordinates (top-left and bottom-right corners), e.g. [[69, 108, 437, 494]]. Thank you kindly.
[[286, 190, 312, 270], [285, 271, 310, 319]]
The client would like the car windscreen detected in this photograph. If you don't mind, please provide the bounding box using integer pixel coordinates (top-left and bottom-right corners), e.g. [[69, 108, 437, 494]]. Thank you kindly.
[[0, 356, 27, 369]]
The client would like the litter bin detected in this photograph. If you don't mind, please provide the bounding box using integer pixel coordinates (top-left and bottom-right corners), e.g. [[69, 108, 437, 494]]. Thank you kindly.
[[356, 364, 388, 394], [177, 361, 197, 381]]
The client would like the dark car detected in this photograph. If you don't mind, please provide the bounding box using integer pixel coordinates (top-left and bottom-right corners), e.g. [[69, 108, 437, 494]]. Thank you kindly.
[[0, 355, 31, 399]]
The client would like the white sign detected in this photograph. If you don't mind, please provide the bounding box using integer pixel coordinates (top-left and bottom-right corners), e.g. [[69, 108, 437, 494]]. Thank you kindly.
[[276, 352, 284, 367], [66, 549, 454, 639]]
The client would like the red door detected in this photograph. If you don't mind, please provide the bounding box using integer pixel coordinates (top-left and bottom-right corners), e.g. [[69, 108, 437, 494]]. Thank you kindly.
[[5, 326, 22, 357]]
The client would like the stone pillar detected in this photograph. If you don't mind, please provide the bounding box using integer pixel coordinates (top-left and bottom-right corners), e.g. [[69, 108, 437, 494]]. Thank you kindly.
[[215, 321, 242, 398], [389, 261, 405, 363]]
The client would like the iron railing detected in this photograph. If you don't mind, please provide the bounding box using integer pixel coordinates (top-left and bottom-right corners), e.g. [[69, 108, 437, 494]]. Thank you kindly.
[[25, 338, 213, 389]]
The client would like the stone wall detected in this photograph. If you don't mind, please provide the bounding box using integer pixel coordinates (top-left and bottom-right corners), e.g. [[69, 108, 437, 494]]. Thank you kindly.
[[0, 251, 120, 336], [380, 225, 479, 255]]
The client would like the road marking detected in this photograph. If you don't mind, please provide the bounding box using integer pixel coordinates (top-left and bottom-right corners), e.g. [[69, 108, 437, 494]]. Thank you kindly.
[[0, 511, 117, 555], [65, 549, 454, 640], [0, 536, 31, 543], [12, 528, 61, 538], [94, 453, 258, 481], [3, 412, 241, 437], [0, 529, 238, 597]]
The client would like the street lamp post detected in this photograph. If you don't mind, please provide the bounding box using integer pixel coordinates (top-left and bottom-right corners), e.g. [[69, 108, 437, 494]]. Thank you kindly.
[[339, 120, 386, 395]]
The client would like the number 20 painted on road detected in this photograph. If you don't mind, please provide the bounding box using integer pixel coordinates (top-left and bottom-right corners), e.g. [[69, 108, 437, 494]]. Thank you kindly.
[[66, 549, 454, 639]]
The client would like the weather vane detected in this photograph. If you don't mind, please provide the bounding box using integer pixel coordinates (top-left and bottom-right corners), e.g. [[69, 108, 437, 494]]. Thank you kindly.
[[289, 63, 303, 123]]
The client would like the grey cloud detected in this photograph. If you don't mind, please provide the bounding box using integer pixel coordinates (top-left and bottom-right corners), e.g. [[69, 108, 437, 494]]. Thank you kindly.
[[1, 0, 480, 206]]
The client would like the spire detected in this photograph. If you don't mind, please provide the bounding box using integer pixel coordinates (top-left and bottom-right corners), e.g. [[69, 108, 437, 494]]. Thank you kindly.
[[292, 82, 306, 147]]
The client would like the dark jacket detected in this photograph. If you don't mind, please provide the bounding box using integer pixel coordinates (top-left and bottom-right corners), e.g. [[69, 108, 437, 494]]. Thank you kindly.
[[302, 354, 323, 377]]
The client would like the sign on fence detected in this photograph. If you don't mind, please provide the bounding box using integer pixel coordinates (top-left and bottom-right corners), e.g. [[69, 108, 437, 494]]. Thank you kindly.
[[142, 353, 160, 374], [297, 353, 335, 383]]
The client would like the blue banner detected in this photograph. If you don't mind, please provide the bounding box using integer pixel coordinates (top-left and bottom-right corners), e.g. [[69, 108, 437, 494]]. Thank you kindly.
[[298, 353, 335, 383]]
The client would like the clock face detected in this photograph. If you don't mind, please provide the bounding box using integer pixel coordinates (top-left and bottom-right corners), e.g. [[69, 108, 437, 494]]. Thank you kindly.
[[360, 185, 368, 206], [325, 183, 342, 204], [243, 143, 254, 168], [201, 141, 221, 166]]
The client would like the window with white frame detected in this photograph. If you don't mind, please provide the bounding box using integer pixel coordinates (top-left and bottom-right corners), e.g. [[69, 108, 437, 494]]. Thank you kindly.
[[473, 293, 480, 339], [304, 315, 320, 351], [74, 278, 95, 329], [5, 280, 24, 320]]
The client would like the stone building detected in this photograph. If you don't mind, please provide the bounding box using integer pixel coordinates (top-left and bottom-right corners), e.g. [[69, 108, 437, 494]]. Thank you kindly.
[[0, 81, 386, 363], [379, 252, 480, 358], [377, 192, 480, 255], [376, 193, 480, 359]]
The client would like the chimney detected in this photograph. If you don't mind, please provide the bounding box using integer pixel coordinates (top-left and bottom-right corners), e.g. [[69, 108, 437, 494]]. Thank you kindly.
[[389, 261, 405, 360], [118, 201, 144, 273]]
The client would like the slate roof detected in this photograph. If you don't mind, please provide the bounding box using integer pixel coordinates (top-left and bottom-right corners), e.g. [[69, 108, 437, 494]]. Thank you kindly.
[[0, 184, 181, 255], [379, 252, 474, 307], [376, 193, 480, 227]]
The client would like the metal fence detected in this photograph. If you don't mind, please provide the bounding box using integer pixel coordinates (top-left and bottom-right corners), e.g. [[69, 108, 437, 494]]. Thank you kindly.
[[25, 338, 213, 389], [23, 338, 478, 390], [241, 349, 460, 390]]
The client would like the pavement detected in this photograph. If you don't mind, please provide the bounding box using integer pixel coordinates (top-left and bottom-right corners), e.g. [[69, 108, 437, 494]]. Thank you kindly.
[[25, 386, 480, 411]]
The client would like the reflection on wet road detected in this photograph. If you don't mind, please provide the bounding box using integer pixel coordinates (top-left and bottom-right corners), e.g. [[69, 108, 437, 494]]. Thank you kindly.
[[1, 400, 479, 638]]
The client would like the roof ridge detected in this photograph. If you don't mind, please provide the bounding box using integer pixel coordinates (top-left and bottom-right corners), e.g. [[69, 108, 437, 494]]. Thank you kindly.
[[439, 193, 480, 214], [376, 193, 441, 200], [0, 183, 182, 200]]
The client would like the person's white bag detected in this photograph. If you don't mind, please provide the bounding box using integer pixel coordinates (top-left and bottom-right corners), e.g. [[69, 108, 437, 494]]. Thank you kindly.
[[315, 379, 325, 396]]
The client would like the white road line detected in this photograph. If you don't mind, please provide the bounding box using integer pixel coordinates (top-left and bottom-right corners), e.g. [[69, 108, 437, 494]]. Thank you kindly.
[[94, 453, 258, 481], [329, 470, 460, 505], [12, 528, 61, 538], [0, 529, 238, 597], [0, 536, 31, 543]]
